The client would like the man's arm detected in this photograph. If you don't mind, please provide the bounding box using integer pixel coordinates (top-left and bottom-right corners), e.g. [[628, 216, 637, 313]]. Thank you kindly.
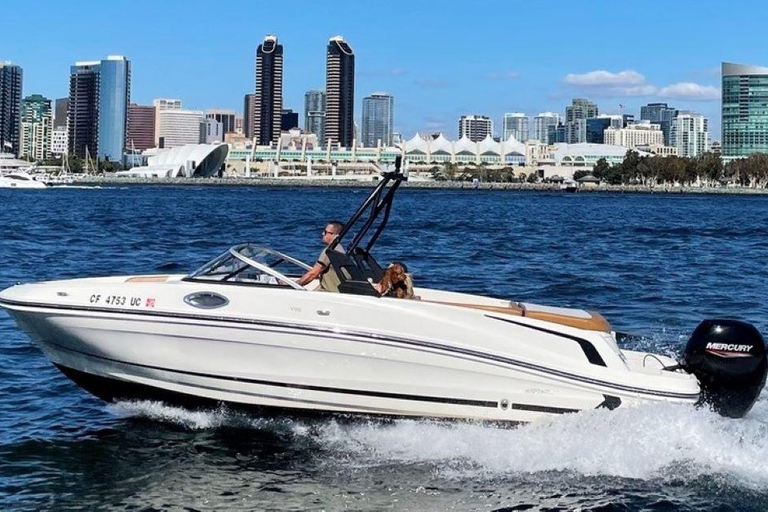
[[297, 262, 325, 286]]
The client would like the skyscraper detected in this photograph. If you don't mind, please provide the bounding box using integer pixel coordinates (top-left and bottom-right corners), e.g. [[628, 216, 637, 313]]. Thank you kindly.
[[565, 98, 598, 143], [361, 92, 394, 147], [126, 104, 156, 151], [68, 56, 131, 162], [325, 36, 355, 147], [254, 35, 283, 145], [0, 62, 23, 156], [19, 94, 52, 161], [68, 61, 100, 159], [533, 112, 560, 144], [304, 90, 326, 143], [243, 94, 255, 139], [459, 115, 493, 142], [97, 55, 130, 162], [722, 62, 768, 158], [54, 98, 69, 128], [502, 112, 528, 141], [640, 102, 676, 146], [281, 109, 299, 131], [671, 111, 709, 158]]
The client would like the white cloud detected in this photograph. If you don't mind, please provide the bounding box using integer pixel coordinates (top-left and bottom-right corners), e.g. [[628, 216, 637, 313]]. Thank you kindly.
[[658, 82, 720, 100], [564, 70, 646, 86]]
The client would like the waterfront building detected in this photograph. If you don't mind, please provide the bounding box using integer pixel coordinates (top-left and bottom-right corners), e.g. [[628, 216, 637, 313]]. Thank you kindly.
[[156, 108, 205, 148], [281, 109, 299, 131], [68, 61, 100, 159], [243, 94, 255, 139], [50, 126, 68, 157], [635, 143, 678, 157], [304, 90, 326, 143], [53, 98, 68, 129], [119, 143, 229, 178], [205, 118, 223, 143], [0, 62, 23, 156], [502, 113, 528, 142], [604, 121, 664, 148], [459, 115, 493, 142], [325, 36, 355, 147], [19, 94, 52, 161], [671, 111, 709, 158], [126, 104, 156, 152], [640, 102, 676, 146], [362, 92, 394, 147], [68, 56, 131, 162], [97, 55, 130, 163], [254, 35, 283, 145], [206, 109, 236, 136], [533, 112, 560, 143], [722, 62, 768, 159]]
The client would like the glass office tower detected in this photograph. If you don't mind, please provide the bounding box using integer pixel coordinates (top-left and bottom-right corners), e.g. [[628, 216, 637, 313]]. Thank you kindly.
[[722, 62, 768, 158]]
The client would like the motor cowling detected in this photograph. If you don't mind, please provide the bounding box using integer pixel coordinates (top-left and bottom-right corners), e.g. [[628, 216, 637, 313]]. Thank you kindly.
[[683, 319, 767, 418]]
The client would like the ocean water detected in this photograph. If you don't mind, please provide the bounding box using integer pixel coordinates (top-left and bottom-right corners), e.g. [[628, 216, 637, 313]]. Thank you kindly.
[[1, 185, 768, 510]]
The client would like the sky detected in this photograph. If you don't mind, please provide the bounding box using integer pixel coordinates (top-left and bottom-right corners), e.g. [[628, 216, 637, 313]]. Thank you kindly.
[[3, 0, 767, 140]]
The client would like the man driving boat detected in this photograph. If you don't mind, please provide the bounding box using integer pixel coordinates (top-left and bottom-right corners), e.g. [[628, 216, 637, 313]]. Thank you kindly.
[[297, 221, 345, 291]]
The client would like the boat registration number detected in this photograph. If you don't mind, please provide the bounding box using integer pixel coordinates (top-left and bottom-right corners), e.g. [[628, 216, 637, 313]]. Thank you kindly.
[[90, 294, 148, 307]]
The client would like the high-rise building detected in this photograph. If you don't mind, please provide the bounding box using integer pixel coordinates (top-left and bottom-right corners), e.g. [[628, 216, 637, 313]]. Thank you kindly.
[[0, 62, 23, 156], [585, 115, 624, 144], [565, 98, 599, 123], [53, 98, 69, 129], [459, 115, 493, 142], [325, 36, 355, 147], [304, 90, 326, 143], [564, 98, 598, 144], [502, 112, 528, 141], [97, 55, 130, 162], [671, 111, 709, 158], [533, 112, 560, 144], [281, 109, 299, 131], [153, 98, 181, 146], [19, 94, 52, 161], [254, 35, 283, 145], [126, 104, 156, 151], [68, 61, 100, 159], [243, 94, 254, 139], [50, 126, 68, 157], [640, 102, 676, 146], [234, 115, 244, 135], [361, 92, 394, 147], [722, 62, 768, 159], [206, 109, 236, 135], [67, 56, 131, 162], [156, 108, 205, 148]]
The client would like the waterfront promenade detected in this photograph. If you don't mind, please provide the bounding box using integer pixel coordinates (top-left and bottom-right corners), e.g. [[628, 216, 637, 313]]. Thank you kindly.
[[77, 176, 768, 195]]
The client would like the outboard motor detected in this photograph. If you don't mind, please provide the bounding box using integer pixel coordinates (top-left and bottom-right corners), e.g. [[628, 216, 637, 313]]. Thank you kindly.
[[683, 319, 767, 418]]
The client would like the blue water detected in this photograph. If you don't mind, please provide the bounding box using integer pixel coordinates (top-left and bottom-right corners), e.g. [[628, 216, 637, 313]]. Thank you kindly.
[[2, 185, 768, 510]]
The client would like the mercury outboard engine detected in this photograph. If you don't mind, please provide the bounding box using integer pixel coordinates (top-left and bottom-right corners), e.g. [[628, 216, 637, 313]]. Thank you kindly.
[[683, 319, 767, 418]]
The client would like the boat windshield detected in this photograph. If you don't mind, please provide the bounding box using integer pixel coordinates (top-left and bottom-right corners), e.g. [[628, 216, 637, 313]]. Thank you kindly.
[[185, 244, 311, 290]]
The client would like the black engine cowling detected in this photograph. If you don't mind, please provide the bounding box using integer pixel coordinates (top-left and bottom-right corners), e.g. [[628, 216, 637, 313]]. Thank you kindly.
[[683, 319, 767, 418]]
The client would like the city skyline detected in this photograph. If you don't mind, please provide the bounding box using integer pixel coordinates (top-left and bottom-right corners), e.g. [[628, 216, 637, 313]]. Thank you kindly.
[[2, 0, 767, 139]]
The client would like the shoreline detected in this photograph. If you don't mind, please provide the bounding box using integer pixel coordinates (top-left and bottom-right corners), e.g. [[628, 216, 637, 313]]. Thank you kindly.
[[74, 176, 768, 195]]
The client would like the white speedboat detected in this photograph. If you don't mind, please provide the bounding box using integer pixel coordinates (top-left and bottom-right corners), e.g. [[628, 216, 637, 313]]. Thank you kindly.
[[0, 171, 48, 189], [1, 161, 766, 423]]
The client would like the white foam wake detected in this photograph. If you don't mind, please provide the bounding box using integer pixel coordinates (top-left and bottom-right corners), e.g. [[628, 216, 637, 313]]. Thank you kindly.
[[110, 394, 768, 488]]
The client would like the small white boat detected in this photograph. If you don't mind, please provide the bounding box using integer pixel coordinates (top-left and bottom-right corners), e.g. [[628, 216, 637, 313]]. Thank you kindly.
[[0, 171, 48, 189], [1, 158, 766, 424]]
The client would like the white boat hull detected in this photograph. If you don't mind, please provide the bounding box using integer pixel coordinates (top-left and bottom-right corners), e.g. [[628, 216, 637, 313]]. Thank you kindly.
[[1, 275, 702, 424]]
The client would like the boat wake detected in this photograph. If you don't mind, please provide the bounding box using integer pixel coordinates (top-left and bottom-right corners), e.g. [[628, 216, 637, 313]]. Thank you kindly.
[[113, 392, 768, 488]]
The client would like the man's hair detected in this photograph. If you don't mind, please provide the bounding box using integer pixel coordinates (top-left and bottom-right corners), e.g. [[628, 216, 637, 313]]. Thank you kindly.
[[327, 220, 345, 233]]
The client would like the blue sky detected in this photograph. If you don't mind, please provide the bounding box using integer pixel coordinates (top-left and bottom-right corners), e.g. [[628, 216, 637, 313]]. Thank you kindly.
[[3, 0, 766, 140]]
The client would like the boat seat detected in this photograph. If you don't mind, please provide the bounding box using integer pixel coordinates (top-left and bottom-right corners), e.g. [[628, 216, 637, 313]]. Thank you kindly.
[[325, 249, 379, 296], [424, 300, 611, 332], [125, 275, 170, 283]]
